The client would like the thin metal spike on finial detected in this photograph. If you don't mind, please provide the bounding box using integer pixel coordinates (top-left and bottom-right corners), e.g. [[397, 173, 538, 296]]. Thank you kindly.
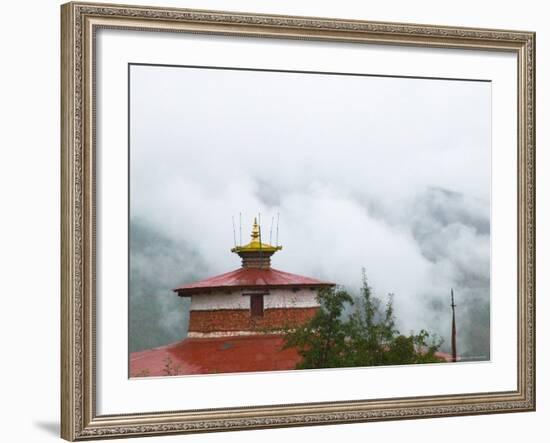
[[239, 212, 242, 246], [276, 212, 280, 246], [269, 215, 275, 245], [258, 213, 264, 267], [232, 216, 237, 248], [258, 213, 262, 246]]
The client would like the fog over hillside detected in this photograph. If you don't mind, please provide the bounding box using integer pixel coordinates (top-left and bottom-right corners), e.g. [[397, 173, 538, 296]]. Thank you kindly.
[[129, 64, 491, 359]]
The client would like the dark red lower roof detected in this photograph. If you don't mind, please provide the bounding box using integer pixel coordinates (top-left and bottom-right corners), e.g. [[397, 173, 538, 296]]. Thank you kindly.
[[130, 335, 301, 376], [173, 267, 334, 295]]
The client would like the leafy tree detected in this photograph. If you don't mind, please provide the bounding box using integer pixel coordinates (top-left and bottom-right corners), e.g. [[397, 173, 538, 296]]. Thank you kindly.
[[283, 287, 354, 369], [283, 270, 444, 369]]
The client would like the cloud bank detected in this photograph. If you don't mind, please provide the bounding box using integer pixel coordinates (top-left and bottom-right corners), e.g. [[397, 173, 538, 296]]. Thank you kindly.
[[129, 65, 491, 359]]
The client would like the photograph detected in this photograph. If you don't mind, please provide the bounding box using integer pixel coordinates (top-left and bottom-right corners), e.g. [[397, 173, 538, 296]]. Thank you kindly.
[[58, 3, 535, 439], [128, 64, 491, 378], [0, 0, 544, 441]]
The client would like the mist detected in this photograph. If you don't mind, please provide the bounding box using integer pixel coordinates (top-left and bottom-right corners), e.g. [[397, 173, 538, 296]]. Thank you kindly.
[[129, 64, 491, 359]]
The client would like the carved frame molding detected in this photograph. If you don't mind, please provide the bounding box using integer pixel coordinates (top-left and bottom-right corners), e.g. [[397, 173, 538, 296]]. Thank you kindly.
[[61, 2, 535, 440]]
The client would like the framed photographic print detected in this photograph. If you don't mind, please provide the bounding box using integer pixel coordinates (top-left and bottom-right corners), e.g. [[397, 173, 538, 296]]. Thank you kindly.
[[61, 1, 536, 440]]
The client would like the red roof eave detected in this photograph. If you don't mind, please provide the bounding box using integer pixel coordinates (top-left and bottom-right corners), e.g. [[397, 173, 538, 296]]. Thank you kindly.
[[173, 267, 335, 295]]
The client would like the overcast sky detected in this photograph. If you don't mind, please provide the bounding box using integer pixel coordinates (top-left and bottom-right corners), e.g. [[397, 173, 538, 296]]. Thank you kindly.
[[129, 64, 491, 359]]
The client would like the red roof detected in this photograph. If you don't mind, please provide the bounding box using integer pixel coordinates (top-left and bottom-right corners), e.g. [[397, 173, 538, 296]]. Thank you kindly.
[[173, 267, 334, 295], [130, 335, 302, 376], [129, 337, 457, 377]]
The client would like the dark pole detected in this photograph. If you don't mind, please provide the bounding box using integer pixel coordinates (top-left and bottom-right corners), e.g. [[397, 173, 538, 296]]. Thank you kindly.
[[451, 288, 457, 362]]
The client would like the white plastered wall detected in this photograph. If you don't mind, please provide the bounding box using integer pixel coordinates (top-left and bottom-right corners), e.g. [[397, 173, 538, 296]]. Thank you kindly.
[[189, 288, 321, 311]]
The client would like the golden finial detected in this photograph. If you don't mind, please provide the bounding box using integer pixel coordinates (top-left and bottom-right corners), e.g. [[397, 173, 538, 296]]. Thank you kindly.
[[231, 217, 282, 254], [251, 217, 260, 241]]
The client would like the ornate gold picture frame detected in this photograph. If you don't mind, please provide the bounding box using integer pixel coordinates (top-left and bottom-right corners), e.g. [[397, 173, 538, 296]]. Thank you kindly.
[[61, 1, 535, 440]]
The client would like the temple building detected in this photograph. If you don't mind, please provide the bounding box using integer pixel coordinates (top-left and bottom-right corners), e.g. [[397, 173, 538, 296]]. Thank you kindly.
[[175, 218, 333, 338], [130, 219, 335, 376]]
